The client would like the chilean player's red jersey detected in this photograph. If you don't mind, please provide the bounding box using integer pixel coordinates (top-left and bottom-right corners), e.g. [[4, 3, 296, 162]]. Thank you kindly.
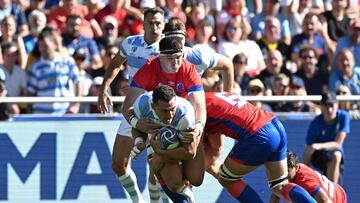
[[131, 57, 203, 98], [293, 164, 347, 202], [205, 92, 275, 139]]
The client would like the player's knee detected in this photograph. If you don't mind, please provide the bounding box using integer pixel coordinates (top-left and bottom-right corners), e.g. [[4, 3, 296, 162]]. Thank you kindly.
[[112, 161, 127, 176], [332, 151, 342, 163], [188, 175, 204, 186]]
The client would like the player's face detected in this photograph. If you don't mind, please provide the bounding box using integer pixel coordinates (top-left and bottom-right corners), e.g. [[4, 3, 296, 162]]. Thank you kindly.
[[143, 12, 165, 44], [159, 53, 183, 73], [152, 97, 177, 124], [321, 103, 338, 120]]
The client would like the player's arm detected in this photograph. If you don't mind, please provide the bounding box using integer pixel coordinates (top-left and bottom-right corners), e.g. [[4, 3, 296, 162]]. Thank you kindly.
[[212, 53, 234, 93], [98, 51, 127, 113], [187, 90, 206, 138], [311, 131, 347, 151], [269, 193, 280, 203], [150, 134, 197, 160]]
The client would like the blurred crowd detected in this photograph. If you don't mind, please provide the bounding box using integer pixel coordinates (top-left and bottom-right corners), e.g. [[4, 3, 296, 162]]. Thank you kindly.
[[0, 0, 359, 117]]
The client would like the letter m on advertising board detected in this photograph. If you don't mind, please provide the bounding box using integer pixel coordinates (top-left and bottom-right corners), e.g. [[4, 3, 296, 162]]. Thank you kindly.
[[0, 133, 56, 200]]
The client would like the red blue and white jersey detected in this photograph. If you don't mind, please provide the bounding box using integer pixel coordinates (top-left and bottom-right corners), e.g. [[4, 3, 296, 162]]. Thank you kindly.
[[293, 163, 347, 202], [130, 57, 203, 98], [205, 92, 275, 139]]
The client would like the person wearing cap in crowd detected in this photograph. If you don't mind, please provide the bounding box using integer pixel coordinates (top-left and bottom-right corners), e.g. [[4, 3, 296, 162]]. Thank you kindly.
[[123, 35, 206, 203], [247, 78, 273, 112], [97, 7, 166, 203], [280, 76, 313, 113], [96, 15, 121, 49], [303, 92, 350, 184], [334, 17, 360, 67]]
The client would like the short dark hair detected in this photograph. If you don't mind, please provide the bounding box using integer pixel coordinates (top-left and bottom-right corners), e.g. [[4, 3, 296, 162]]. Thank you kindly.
[[233, 53, 247, 65], [66, 15, 81, 23], [159, 36, 183, 54], [153, 85, 176, 103], [38, 28, 57, 44], [299, 44, 318, 59], [163, 17, 186, 36], [287, 150, 298, 168], [144, 7, 164, 19]]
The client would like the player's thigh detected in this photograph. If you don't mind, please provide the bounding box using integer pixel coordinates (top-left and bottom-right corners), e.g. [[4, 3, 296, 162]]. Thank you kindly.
[[160, 162, 183, 190], [263, 159, 288, 181], [204, 134, 224, 161], [112, 121, 134, 164], [183, 143, 205, 186], [222, 156, 258, 177]]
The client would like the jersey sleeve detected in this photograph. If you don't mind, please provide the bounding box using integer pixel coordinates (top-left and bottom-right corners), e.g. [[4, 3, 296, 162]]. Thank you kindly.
[[294, 165, 322, 196], [185, 47, 218, 76], [174, 97, 196, 131], [183, 62, 204, 94], [119, 37, 130, 57], [130, 60, 156, 90], [133, 92, 152, 118], [338, 110, 350, 133]]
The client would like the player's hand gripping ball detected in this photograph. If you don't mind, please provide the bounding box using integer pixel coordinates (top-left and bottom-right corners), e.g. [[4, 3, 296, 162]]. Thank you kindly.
[[156, 126, 180, 150]]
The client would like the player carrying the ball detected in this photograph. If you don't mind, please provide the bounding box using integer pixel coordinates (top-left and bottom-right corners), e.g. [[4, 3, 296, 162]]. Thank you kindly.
[[131, 85, 198, 202]]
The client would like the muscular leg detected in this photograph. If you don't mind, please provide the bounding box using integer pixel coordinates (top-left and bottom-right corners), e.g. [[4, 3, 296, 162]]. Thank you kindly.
[[218, 157, 263, 203], [264, 160, 316, 203], [112, 133, 145, 203], [326, 151, 342, 183], [183, 143, 205, 186], [204, 134, 224, 179]]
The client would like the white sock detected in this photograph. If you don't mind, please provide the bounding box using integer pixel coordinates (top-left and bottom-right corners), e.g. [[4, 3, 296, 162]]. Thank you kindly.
[[148, 182, 160, 203], [157, 181, 170, 203], [118, 169, 145, 203]]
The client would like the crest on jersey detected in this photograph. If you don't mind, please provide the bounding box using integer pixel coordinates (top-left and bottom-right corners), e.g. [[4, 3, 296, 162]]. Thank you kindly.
[[132, 46, 138, 52], [177, 83, 184, 94]]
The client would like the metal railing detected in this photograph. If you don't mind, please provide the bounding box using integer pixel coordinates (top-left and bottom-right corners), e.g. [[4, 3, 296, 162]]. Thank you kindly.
[[1, 95, 360, 103]]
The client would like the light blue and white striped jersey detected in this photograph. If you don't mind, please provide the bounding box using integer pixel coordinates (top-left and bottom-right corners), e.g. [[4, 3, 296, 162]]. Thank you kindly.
[[27, 52, 80, 114], [119, 34, 218, 79], [133, 92, 195, 131], [119, 35, 161, 79]]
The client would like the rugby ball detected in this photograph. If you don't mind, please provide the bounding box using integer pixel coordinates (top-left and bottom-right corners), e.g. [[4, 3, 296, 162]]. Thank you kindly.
[[156, 126, 180, 150]]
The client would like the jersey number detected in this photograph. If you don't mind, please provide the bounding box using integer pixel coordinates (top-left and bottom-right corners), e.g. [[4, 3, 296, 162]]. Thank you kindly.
[[214, 92, 247, 109]]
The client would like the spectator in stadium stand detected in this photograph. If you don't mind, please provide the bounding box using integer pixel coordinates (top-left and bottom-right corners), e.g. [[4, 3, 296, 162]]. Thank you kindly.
[[72, 48, 93, 97], [192, 18, 216, 52], [246, 78, 273, 112], [26, 30, 82, 115], [186, 1, 213, 44], [0, 15, 27, 68], [336, 84, 360, 119], [215, 0, 251, 41], [251, 0, 291, 45], [23, 10, 47, 53], [256, 16, 291, 62], [96, 15, 121, 50], [94, 0, 127, 28], [0, 42, 27, 108], [62, 15, 103, 70], [334, 17, 360, 68], [290, 12, 331, 72], [217, 19, 265, 77], [0, 0, 29, 36], [329, 48, 360, 95], [285, 0, 312, 37], [112, 77, 129, 113], [25, 26, 68, 70], [303, 92, 350, 184], [257, 50, 291, 95], [280, 76, 313, 113], [90, 42, 121, 79], [47, 0, 100, 39], [0, 79, 12, 120], [24, 0, 46, 19], [295, 45, 329, 95], [269, 73, 289, 111], [321, 0, 351, 42], [162, 0, 187, 24], [232, 53, 251, 95]]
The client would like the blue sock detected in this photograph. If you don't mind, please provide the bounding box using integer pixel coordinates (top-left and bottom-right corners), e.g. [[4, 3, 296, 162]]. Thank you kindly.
[[161, 184, 189, 203], [227, 180, 264, 203], [284, 183, 316, 203]]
